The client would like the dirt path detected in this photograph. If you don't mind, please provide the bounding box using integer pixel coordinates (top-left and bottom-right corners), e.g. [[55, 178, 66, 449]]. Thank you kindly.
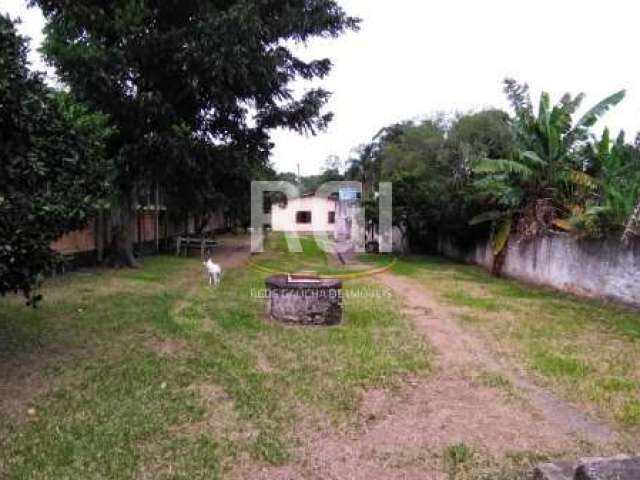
[[210, 237, 251, 270], [253, 264, 618, 480], [375, 272, 616, 444]]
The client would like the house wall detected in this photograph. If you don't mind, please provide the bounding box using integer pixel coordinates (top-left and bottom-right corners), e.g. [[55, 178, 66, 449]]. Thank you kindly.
[[271, 196, 337, 233], [165, 215, 188, 238], [438, 233, 640, 308], [137, 212, 158, 243], [52, 226, 97, 254], [51, 208, 226, 257]]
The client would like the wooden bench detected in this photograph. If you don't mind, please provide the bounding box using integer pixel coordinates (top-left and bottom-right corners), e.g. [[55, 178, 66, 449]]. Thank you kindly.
[[175, 236, 223, 259]]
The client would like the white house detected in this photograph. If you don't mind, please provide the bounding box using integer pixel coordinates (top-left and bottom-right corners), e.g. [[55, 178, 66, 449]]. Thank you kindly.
[[269, 190, 405, 252], [271, 193, 337, 234]]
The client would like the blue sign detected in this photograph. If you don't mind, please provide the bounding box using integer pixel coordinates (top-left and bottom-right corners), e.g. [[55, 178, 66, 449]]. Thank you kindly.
[[339, 188, 358, 201]]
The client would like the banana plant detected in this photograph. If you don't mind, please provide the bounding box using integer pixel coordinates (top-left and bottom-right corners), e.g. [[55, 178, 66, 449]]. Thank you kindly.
[[591, 129, 639, 224], [470, 80, 625, 272], [556, 128, 640, 237]]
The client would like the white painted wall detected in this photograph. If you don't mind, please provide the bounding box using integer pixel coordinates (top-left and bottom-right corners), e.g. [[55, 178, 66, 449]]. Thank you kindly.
[[439, 233, 640, 308], [271, 196, 337, 233]]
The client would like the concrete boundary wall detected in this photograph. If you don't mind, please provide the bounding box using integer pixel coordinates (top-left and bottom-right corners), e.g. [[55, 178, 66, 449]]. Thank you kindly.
[[438, 233, 640, 308]]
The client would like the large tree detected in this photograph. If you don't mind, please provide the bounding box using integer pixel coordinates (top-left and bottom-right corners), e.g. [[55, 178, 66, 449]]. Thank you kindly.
[[0, 15, 112, 303], [366, 111, 512, 252], [33, 0, 359, 265], [163, 141, 274, 233]]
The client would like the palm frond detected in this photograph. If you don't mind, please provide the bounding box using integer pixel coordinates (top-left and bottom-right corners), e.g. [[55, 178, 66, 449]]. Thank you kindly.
[[584, 205, 610, 216], [557, 92, 585, 118], [552, 218, 574, 232], [494, 218, 512, 255], [575, 90, 626, 129], [538, 92, 551, 130], [550, 104, 572, 135], [472, 159, 533, 178], [596, 127, 611, 159], [503, 78, 533, 118], [519, 150, 547, 167], [552, 218, 576, 232], [469, 210, 506, 225], [567, 170, 598, 189]]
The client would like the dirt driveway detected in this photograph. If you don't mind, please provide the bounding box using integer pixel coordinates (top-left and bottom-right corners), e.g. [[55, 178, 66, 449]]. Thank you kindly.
[[253, 268, 619, 480]]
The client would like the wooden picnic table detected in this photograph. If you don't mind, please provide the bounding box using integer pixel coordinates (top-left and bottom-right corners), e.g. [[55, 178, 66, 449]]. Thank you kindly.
[[175, 236, 223, 259]]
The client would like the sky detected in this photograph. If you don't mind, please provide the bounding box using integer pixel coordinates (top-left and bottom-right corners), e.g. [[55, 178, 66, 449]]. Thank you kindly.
[[5, 0, 640, 176]]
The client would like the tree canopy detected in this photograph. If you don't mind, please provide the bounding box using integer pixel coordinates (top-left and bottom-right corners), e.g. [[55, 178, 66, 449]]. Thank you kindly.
[[339, 111, 513, 252], [339, 78, 637, 264], [470, 80, 627, 267], [33, 0, 359, 264], [0, 14, 112, 303]]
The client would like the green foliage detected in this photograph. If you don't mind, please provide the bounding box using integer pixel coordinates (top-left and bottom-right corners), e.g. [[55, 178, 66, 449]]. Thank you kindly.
[[33, 0, 360, 259], [584, 129, 640, 229], [0, 15, 112, 303], [550, 128, 640, 238], [164, 143, 274, 232], [470, 80, 625, 258], [285, 163, 346, 195], [575, 90, 626, 132], [444, 442, 474, 470], [356, 111, 514, 251], [345, 142, 380, 197], [493, 218, 512, 255], [380, 119, 447, 177], [342, 78, 634, 255], [472, 158, 533, 177]]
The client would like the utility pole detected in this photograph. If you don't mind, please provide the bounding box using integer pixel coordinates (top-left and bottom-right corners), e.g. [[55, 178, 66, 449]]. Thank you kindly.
[[297, 163, 301, 184]]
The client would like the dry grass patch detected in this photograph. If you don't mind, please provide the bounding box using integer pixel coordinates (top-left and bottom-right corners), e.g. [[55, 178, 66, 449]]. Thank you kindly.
[[144, 336, 194, 358]]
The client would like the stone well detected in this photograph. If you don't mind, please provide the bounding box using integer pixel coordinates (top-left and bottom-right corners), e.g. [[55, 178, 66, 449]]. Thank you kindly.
[[265, 275, 342, 326], [534, 455, 640, 480]]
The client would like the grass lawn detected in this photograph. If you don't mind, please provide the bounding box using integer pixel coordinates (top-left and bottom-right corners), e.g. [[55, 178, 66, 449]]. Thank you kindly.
[[4, 236, 639, 479], [361, 254, 640, 430], [0, 236, 429, 479], [250, 232, 381, 276]]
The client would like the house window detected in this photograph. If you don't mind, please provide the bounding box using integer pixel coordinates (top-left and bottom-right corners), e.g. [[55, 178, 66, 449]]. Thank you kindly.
[[328, 211, 335, 224], [263, 192, 272, 214], [296, 211, 312, 224]]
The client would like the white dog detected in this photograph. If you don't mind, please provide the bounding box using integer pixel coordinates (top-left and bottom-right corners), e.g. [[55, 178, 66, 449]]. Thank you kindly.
[[203, 258, 222, 286]]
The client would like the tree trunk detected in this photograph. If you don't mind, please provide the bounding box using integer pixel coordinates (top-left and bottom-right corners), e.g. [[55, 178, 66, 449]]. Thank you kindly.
[[96, 208, 105, 263], [491, 235, 509, 276], [397, 223, 409, 255], [108, 185, 140, 268], [622, 200, 640, 245], [195, 212, 210, 235], [154, 183, 160, 253]]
